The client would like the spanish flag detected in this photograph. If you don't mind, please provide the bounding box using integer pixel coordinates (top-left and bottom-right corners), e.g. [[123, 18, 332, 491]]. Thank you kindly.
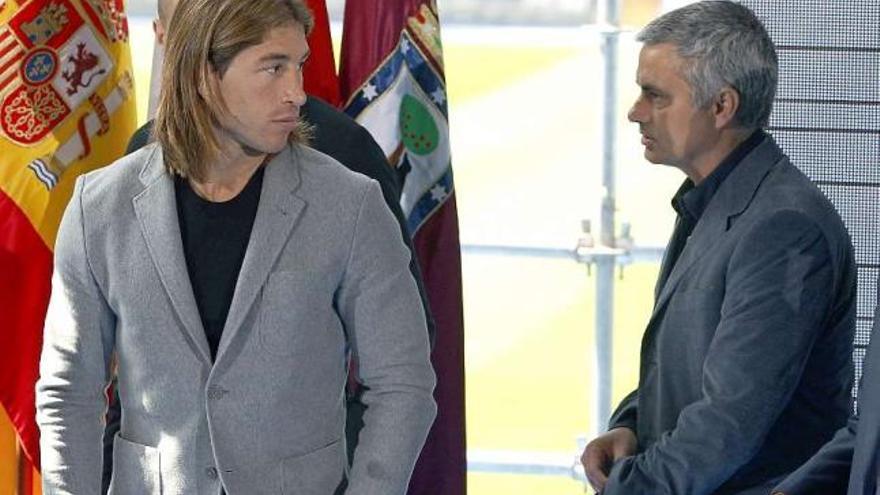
[[0, 0, 135, 490]]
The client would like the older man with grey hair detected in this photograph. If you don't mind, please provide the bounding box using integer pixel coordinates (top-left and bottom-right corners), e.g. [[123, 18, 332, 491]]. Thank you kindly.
[[580, 2, 856, 494]]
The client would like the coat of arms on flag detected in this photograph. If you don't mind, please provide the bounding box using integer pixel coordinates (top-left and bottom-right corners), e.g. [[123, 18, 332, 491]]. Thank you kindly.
[[0, 0, 135, 483], [344, 3, 452, 234], [340, 1, 465, 492], [1, 0, 132, 191]]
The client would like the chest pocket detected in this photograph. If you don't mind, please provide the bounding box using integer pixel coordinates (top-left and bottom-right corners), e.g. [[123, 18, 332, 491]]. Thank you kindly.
[[257, 270, 339, 357]]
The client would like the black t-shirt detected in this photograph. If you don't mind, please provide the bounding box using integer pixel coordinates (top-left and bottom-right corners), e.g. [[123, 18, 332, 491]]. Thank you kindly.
[[125, 97, 434, 342], [174, 166, 265, 361]]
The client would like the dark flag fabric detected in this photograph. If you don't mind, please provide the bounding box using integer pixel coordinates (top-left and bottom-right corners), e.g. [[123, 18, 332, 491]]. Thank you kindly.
[[339, 2, 466, 493], [0, 0, 136, 488]]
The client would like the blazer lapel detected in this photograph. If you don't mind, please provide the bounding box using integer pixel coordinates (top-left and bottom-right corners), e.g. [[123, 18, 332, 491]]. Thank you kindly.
[[215, 145, 306, 363], [654, 180, 693, 301], [649, 202, 727, 322], [647, 137, 784, 328], [653, 218, 678, 302], [132, 145, 212, 365]]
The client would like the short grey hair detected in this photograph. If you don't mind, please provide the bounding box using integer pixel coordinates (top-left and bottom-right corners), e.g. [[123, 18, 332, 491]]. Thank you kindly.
[[637, 1, 778, 129]]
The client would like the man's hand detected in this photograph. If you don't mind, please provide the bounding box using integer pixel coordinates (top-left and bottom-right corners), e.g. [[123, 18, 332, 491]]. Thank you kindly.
[[581, 427, 637, 493]]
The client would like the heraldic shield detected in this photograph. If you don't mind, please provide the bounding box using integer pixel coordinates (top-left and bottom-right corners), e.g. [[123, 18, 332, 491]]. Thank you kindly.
[[344, 2, 452, 235], [0, 0, 135, 245]]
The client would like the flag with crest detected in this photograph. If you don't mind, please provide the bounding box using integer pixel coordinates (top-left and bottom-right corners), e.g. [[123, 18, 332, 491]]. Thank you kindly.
[[0, 0, 136, 484], [339, 1, 465, 493]]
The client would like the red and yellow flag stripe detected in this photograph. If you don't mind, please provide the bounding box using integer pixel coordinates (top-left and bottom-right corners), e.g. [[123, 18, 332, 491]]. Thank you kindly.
[[0, 0, 136, 490]]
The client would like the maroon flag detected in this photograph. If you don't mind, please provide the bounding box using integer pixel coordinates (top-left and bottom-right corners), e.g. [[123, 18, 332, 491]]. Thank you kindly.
[[339, 1, 466, 493]]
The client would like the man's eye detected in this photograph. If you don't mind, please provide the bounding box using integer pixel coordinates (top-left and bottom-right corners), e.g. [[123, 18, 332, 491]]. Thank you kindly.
[[265, 64, 283, 74]]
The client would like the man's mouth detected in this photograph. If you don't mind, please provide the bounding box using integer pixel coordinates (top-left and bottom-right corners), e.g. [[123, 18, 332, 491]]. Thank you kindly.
[[273, 116, 300, 130]]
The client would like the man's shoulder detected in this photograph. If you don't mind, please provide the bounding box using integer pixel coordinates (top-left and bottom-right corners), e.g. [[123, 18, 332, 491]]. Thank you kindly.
[[303, 96, 362, 133], [126, 120, 154, 154], [302, 97, 389, 175], [728, 137, 833, 218], [757, 155, 839, 220], [79, 143, 158, 203], [292, 144, 375, 192], [737, 150, 852, 255]]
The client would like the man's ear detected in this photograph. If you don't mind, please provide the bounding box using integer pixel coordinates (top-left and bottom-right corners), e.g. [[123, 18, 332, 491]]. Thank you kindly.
[[153, 19, 166, 45], [713, 86, 740, 129]]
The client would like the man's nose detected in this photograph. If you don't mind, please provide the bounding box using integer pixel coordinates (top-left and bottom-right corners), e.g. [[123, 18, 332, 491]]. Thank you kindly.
[[627, 98, 644, 123], [284, 75, 307, 107]]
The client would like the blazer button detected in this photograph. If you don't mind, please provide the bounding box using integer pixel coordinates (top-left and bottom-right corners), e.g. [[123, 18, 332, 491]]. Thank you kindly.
[[205, 467, 218, 479], [207, 386, 228, 400]]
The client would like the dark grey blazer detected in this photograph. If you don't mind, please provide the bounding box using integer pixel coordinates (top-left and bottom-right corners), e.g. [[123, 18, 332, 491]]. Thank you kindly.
[[605, 137, 857, 495], [772, 273, 880, 495], [36, 144, 436, 494]]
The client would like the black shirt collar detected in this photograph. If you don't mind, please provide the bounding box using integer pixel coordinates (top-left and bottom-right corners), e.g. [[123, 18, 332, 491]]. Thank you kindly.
[[672, 130, 766, 222]]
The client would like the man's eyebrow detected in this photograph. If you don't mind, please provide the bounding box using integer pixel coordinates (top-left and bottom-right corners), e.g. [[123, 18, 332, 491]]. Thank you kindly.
[[258, 53, 291, 63], [640, 83, 663, 94]]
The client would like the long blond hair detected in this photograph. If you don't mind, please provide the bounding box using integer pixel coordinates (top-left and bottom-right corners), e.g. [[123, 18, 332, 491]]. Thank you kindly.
[[155, 0, 314, 180]]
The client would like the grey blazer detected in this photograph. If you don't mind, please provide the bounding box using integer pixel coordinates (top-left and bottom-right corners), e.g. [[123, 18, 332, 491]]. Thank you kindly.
[[605, 136, 857, 494], [36, 143, 437, 495], [772, 272, 880, 495]]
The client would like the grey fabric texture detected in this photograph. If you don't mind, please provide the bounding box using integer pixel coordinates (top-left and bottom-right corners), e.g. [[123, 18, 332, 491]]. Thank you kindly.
[[605, 137, 857, 495], [36, 143, 436, 494], [773, 273, 880, 495]]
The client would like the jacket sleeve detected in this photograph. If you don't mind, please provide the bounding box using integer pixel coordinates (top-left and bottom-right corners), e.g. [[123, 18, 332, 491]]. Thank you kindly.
[[609, 389, 638, 433], [349, 125, 437, 348], [36, 176, 116, 494], [770, 416, 855, 495], [335, 180, 437, 495], [772, 272, 880, 495], [304, 97, 436, 347], [604, 210, 847, 495]]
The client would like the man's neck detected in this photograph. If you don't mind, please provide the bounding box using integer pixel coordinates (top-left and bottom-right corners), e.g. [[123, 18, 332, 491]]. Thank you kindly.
[[190, 143, 268, 203], [682, 129, 753, 185]]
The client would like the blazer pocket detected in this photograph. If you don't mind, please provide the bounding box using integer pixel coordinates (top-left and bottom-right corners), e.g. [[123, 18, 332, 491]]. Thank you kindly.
[[280, 438, 347, 495], [108, 434, 162, 494]]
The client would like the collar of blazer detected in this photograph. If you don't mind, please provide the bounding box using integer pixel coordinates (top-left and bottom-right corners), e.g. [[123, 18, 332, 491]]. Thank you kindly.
[[132, 143, 307, 366], [649, 136, 786, 323]]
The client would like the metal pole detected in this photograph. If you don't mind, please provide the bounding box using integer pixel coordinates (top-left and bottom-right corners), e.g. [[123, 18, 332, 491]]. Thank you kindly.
[[593, 0, 620, 437]]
